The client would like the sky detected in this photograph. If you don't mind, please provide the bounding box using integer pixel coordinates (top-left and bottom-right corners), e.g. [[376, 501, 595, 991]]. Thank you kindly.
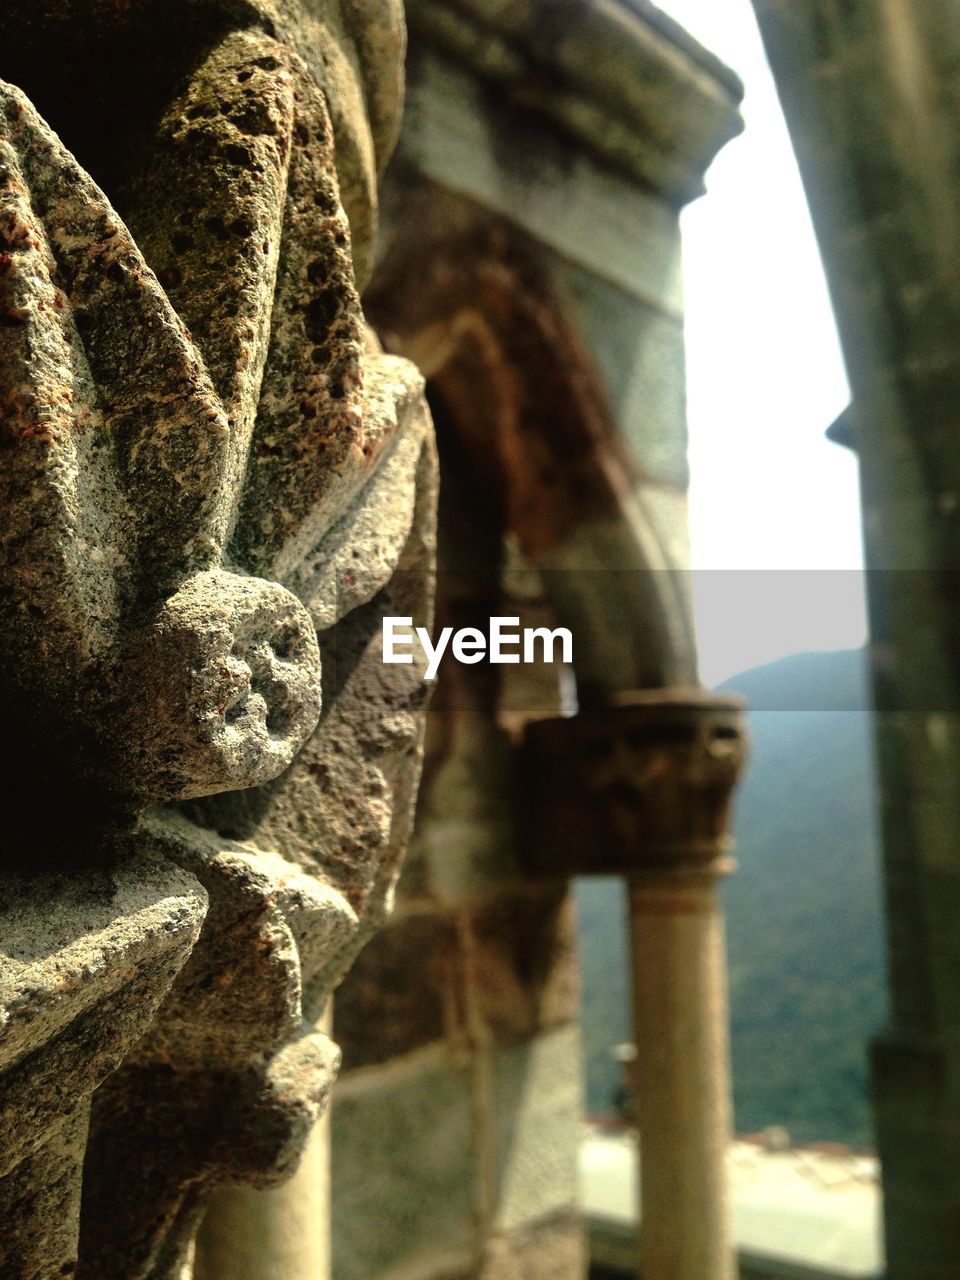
[[651, 0, 870, 685]]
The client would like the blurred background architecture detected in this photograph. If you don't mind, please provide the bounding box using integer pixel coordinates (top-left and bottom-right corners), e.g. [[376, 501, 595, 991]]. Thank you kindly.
[[333, 3, 746, 1278], [2, 0, 958, 1277], [335, 2, 960, 1279]]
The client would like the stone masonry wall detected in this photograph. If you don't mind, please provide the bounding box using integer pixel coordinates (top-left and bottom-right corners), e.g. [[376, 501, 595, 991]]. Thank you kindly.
[[332, 457, 584, 1280], [330, 7, 742, 1277]]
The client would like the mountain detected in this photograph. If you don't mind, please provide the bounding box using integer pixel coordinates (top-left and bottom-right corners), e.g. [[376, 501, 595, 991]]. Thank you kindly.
[[577, 647, 887, 1146]]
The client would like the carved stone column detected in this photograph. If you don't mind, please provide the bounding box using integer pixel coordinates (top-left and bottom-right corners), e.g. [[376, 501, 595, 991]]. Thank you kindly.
[[0, 3, 436, 1277], [525, 691, 747, 1280], [0, 854, 208, 1278]]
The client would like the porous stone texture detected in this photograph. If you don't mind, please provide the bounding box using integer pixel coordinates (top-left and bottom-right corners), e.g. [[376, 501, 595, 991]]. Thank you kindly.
[[0, 854, 208, 1277], [0, 1, 435, 1276]]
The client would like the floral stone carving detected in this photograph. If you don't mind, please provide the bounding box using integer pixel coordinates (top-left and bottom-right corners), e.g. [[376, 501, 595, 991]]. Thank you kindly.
[[0, 3, 436, 1277]]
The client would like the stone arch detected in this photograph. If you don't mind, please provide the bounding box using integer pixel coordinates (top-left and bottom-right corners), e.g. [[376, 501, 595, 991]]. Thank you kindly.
[[366, 220, 697, 702]]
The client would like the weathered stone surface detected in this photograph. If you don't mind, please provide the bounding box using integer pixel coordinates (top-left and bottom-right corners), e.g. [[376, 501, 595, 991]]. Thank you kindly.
[[0, 1105, 89, 1280], [335, 912, 461, 1069], [387, 48, 686, 315], [469, 889, 579, 1045], [478, 1212, 585, 1280], [411, 707, 520, 906], [0, 853, 208, 1277], [414, 1213, 585, 1280], [331, 1060, 476, 1280], [491, 1025, 581, 1232], [523, 692, 748, 877], [403, 0, 743, 204], [0, 0, 436, 1274], [337, 885, 577, 1067], [116, 570, 323, 802]]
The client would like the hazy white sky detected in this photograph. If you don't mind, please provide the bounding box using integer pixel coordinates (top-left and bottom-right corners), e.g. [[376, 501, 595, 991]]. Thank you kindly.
[[652, 0, 870, 684]]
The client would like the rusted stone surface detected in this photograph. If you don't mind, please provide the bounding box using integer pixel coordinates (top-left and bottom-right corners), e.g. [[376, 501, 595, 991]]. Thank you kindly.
[[0, 2, 435, 1276]]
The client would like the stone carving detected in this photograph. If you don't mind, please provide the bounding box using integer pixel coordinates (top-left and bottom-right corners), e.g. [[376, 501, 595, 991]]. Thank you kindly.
[[0, 3, 436, 1276], [523, 693, 747, 876]]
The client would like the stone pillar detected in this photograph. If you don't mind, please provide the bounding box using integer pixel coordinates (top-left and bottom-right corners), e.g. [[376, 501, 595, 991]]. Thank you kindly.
[[751, 5, 960, 1275], [193, 1103, 330, 1280], [194, 1006, 332, 1280], [0, 4, 435, 1276], [525, 691, 747, 1280], [628, 869, 734, 1280]]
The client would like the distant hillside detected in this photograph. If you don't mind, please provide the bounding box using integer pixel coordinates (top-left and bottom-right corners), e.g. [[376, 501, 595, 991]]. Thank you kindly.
[[577, 648, 886, 1146]]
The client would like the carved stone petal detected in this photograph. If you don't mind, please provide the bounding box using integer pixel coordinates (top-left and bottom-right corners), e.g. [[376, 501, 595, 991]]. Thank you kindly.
[[0, 851, 207, 1277], [73, 814, 345, 1279], [0, 79, 233, 610], [290, 355, 430, 628], [129, 809, 357, 1068]]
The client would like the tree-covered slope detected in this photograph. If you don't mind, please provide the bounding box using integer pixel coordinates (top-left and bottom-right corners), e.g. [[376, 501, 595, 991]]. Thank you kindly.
[[577, 648, 886, 1146]]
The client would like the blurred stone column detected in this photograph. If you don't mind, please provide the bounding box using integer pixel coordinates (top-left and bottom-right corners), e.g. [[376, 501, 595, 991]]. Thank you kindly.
[[525, 691, 747, 1280], [628, 864, 734, 1280], [751, 4, 960, 1275]]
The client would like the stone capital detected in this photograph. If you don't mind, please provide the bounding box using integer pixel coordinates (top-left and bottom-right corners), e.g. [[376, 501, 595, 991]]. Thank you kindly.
[[522, 689, 748, 878]]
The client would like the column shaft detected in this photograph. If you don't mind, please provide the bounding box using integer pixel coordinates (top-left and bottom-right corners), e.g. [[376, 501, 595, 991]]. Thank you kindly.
[[193, 1007, 332, 1280], [193, 1113, 330, 1280], [628, 870, 735, 1280]]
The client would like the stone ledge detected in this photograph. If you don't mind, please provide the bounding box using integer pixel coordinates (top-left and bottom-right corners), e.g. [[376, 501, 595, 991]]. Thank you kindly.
[[405, 0, 743, 203]]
